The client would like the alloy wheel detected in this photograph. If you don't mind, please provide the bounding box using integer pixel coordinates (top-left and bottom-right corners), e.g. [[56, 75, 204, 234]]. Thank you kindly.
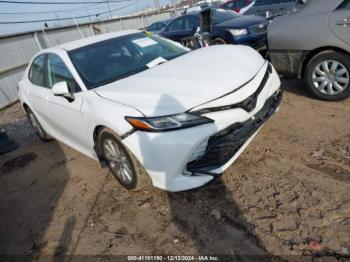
[[312, 60, 349, 96], [102, 139, 134, 185]]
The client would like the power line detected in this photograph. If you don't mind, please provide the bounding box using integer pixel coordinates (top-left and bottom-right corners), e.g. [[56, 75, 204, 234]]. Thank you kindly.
[[0, 0, 130, 4], [0, 0, 141, 23], [0, 1, 126, 14]]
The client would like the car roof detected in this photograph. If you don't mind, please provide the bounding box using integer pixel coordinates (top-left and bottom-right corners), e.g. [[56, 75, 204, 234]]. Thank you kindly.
[[55, 29, 141, 51]]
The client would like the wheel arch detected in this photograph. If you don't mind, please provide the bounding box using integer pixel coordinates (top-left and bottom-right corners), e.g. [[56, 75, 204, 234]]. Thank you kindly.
[[22, 102, 29, 112], [300, 46, 350, 79], [92, 125, 108, 167]]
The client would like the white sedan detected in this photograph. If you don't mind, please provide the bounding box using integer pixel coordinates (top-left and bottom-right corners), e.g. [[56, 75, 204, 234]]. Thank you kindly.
[[18, 30, 281, 192]]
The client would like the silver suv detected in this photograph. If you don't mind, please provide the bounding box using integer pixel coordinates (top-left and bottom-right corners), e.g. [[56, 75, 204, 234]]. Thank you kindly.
[[268, 0, 350, 101]]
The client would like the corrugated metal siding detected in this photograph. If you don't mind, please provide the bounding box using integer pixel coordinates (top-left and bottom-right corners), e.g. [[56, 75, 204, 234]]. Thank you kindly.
[[0, 11, 175, 109], [0, 34, 39, 72], [43, 25, 94, 46], [0, 67, 25, 108]]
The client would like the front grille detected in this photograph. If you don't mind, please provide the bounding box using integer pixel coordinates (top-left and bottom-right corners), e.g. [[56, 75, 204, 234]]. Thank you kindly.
[[194, 63, 272, 114], [186, 91, 282, 173], [249, 23, 268, 34]]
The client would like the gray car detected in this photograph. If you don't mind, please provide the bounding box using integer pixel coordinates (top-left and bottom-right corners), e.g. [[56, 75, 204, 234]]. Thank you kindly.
[[268, 0, 350, 101]]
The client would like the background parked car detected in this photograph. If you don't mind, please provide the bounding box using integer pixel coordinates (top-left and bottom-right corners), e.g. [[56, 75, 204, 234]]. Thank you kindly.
[[146, 19, 173, 34], [244, 0, 296, 19], [268, 0, 350, 101], [220, 0, 253, 13], [160, 8, 268, 50]]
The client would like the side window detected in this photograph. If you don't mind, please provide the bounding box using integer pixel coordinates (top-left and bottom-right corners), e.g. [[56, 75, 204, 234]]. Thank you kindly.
[[186, 16, 200, 30], [147, 23, 157, 31], [158, 22, 166, 30], [29, 55, 46, 87], [337, 0, 350, 9], [167, 17, 185, 31], [47, 54, 81, 93]]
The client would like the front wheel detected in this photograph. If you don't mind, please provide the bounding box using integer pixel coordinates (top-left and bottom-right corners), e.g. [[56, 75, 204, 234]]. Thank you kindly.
[[305, 51, 350, 101], [212, 38, 227, 45], [98, 128, 151, 191]]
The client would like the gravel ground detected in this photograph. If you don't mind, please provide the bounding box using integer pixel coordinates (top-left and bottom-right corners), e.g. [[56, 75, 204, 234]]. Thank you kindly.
[[0, 79, 349, 261]]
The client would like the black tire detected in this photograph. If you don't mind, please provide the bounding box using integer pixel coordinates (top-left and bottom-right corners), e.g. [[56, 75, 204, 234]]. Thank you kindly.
[[25, 107, 52, 141], [98, 128, 151, 191], [305, 51, 350, 101], [213, 38, 227, 45]]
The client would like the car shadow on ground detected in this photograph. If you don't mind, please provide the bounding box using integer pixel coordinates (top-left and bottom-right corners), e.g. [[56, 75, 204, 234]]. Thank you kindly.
[[136, 94, 268, 260], [0, 118, 72, 257]]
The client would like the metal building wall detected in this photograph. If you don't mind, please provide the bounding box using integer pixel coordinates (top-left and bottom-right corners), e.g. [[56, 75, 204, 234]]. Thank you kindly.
[[0, 11, 174, 109]]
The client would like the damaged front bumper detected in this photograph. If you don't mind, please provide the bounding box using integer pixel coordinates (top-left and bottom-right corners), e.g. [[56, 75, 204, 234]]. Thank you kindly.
[[187, 90, 282, 175], [123, 62, 282, 192]]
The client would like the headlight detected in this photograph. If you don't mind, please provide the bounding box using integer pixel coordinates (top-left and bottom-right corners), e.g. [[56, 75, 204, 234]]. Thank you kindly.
[[125, 113, 213, 132], [229, 29, 248, 36]]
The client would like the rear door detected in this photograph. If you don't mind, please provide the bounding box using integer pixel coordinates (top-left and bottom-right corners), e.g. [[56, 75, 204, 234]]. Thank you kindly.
[[26, 54, 52, 126], [162, 17, 188, 42], [329, 0, 350, 45]]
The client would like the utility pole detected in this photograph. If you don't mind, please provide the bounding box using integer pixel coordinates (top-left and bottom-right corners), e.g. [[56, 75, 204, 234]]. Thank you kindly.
[[153, 0, 160, 12]]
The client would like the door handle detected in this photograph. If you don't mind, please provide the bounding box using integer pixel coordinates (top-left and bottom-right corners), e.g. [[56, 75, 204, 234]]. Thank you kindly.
[[337, 18, 350, 26]]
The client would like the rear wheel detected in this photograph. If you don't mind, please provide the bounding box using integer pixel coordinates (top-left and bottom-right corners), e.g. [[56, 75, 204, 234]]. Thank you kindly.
[[26, 107, 52, 141], [305, 51, 350, 101], [213, 38, 227, 45], [98, 128, 151, 191]]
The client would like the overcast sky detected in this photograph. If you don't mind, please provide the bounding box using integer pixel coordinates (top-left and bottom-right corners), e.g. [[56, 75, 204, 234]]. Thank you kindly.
[[0, 0, 173, 36]]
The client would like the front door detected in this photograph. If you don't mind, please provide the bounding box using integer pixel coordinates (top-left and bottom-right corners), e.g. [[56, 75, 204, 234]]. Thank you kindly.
[[44, 53, 89, 152]]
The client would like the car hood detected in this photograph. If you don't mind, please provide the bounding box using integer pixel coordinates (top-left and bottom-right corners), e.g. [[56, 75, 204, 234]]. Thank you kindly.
[[215, 15, 266, 28], [95, 45, 265, 117]]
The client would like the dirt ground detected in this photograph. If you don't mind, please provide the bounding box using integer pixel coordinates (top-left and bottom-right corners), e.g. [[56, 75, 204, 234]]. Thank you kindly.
[[0, 79, 349, 261]]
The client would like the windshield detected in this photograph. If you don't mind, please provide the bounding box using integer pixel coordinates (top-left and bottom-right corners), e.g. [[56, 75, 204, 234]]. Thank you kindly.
[[68, 32, 188, 89], [211, 8, 241, 24]]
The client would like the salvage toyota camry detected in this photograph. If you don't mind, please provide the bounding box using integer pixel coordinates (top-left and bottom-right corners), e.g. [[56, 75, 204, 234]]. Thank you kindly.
[[18, 30, 282, 192]]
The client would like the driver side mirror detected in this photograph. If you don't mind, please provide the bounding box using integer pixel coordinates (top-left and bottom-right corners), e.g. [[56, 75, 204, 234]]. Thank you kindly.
[[52, 81, 75, 101]]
